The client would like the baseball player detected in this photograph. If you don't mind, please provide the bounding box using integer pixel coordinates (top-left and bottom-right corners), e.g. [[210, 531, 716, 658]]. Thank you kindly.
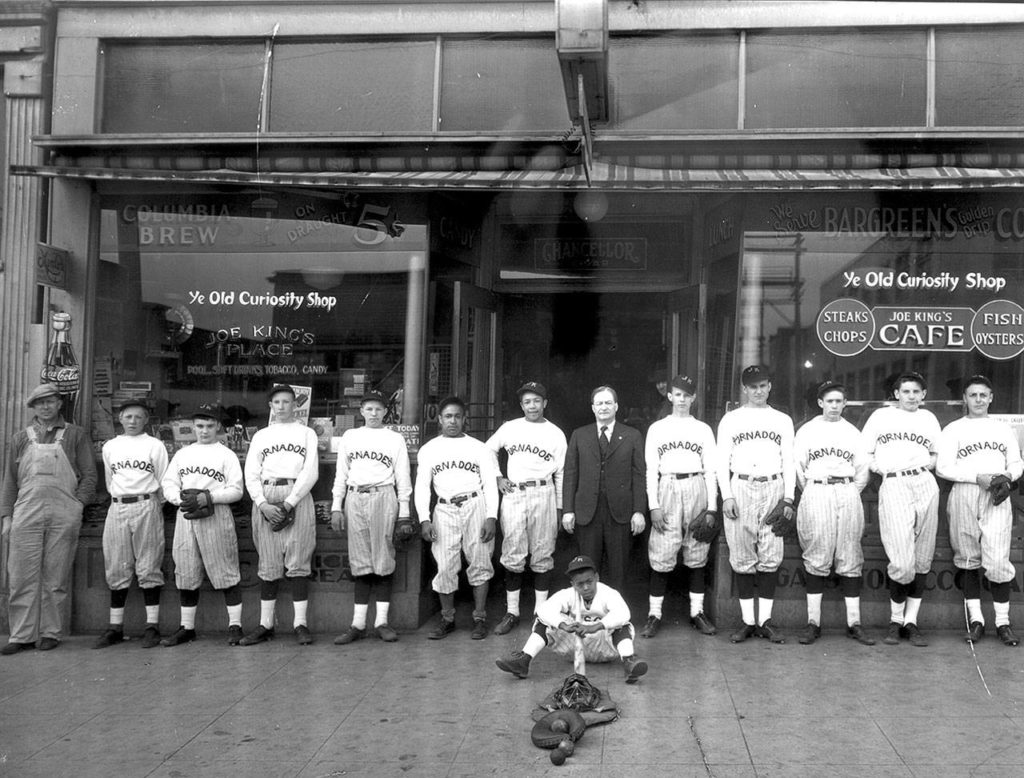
[[716, 365, 795, 644], [861, 371, 941, 648], [241, 384, 320, 646], [641, 374, 718, 638], [937, 375, 1024, 647], [414, 396, 499, 640], [0, 383, 97, 655], [793, 381, 873, 646], [495, 554, 648, 684], [94, 400, 169, 649], [485, 381, 567, 636], [331, 391, 413, 645], [159, 404, 245, 646]]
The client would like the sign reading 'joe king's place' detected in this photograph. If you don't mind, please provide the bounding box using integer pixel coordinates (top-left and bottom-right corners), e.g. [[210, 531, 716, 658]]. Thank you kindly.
[[818, 296, 1024, 361]]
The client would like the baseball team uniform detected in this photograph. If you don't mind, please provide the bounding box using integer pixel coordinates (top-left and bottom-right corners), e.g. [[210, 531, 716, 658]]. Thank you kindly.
[[243, 419, 320, 640], [862, 403, 940, 641], [331, 423, 412, 642], [794, 415, 872, 642], [414, 433, 499, 617], [717, 403, 795, 638], [95, 430, 169, 647], [938, 414, 1024, 637], [486, 416, 566, 622], [644, 414, 718, 627]]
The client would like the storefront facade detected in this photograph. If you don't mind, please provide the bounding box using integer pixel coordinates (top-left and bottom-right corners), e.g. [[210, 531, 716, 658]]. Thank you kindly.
[[9, 0, 1024, 630]]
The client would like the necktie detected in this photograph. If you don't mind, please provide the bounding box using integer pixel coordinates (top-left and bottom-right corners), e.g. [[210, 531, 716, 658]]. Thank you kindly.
[[599, 425, 609, 456]]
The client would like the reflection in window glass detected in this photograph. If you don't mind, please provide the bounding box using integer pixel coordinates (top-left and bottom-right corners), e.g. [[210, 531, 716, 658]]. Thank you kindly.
[[745, 31, 926, 129], [609, 34, 738, 129], [271, 41, 435, 132], [936, 28, 1024, 127], [94, 198, 427, 455], [101, 44, 265, 133], [738, 221, 1024, 428], [440, 38, 566, 131]]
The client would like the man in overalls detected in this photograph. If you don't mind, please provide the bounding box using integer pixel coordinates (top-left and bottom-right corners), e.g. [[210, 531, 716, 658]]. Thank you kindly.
[[1, 383, 97, 654]]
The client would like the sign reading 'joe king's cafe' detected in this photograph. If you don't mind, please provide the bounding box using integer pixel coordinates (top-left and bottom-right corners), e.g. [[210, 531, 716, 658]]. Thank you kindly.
[[817, 294, 1024, 361]]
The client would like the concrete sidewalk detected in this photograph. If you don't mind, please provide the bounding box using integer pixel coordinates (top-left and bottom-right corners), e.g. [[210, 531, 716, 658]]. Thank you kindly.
[[2, 613, 1023, 777]]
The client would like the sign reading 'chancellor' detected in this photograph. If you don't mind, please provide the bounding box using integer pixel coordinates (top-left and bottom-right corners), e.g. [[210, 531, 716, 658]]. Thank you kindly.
[[817, 298, 1024, 361]]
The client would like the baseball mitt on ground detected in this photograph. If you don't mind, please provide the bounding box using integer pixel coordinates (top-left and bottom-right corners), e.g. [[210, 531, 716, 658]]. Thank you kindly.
[[180, 488, 214, 520], [689, 510, 721, 544], [531, 710, 586, 749]]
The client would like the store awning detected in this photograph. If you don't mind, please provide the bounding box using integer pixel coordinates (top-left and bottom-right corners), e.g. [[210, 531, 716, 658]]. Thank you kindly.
[[12, 160, 1024, 191]]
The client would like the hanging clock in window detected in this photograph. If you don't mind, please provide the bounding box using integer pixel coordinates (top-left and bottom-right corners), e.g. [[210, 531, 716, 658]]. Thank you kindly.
[[164, 304, 194, 346]]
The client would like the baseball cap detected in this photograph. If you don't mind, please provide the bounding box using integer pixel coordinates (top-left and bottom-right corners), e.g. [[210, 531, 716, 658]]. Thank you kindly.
[[816, 380, 846, 399], [964, 374, 993, 391], [741, 365, 771, 386], [267, 384, 296, 400], [361, 390, 388, 406], [116, 399, 151, 415], [26, 383, 61, 407], [517, 381, 547, 399], [669, 375, 696, 395], [565, 555, 597, 576], [895, 371, 927, 391], [191, 403, 221, 421]]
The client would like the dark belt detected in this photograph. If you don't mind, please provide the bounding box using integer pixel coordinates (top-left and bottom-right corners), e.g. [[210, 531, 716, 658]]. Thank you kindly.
[[810, 476, 853, 485], [263, 478, 295, 486], [349, 484, 390, 494], [884, 467, 926, 479], [438, 491, 479, 507], [111, 493, 154, 504], [736, 473, 781, 482], [666, 472, 702, 480], [515, 479, 548, 489]]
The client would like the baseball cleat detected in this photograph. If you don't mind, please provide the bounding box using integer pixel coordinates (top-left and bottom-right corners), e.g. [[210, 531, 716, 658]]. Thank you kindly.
[[691, 613, 717, 635], [798, 623, 820, 645], [93, 628, 125, 649], [730, 624, 757, 643], [883, 622, 902, 645], [294, 625, 313, 645], [375, 624, 399, 642], [238, 626, 274, 646], [140, 625, 161, 649], [471, 619, 489, 640], [904, 623, 928, 647], [495, 650, 532, 679], [997, 625, 1020, 647], [226, 625, 244, 646], [38, 638, 60, 651], [161, 627, 197, 647], [847, 624, 876, 645], [493, 613, 520, 636], [334, 626, 367, 645], [0, 642, 35, 655], [623, 655, 648, 684], [965, 621, 985, 643], [427, 619, 456, 640], [639, 615, 661, 638], [757, 619, 786, 644]]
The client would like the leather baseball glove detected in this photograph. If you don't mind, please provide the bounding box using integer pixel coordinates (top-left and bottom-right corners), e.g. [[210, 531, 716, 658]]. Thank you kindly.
[[689, 509, 721, 544], [763, 498, 796, 537], [268, 502, 296, 532], [180, 488, 214, 520], [988, 474, 1014, 506], [530, 709, 586, 749], [393, 518, 415, 548]]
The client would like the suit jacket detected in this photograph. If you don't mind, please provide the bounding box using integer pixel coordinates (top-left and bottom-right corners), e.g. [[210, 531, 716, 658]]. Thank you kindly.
[[563, 421, 646, 525]]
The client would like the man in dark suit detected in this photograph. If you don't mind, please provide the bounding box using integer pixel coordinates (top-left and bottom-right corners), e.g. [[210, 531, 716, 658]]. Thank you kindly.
[[561, 386, 646, 590]]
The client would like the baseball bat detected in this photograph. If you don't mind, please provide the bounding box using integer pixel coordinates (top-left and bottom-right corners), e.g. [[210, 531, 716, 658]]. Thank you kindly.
[[573, 632, 586, 676]]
